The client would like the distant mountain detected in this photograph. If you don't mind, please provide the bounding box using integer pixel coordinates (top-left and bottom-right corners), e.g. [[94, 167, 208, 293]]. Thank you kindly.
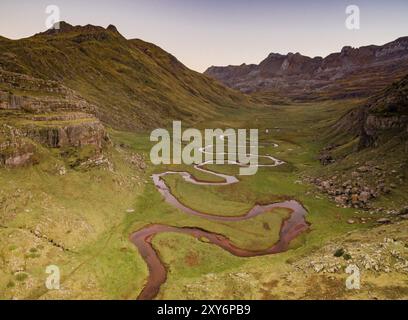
[[205, 37, 408, 100], [0, 22, 250, 130]]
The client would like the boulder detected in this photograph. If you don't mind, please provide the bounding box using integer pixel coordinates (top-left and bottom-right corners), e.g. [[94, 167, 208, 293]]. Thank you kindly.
[[377, 218, 391, 224], [351, 194, 359, 204], [335, 195, 347, 205], [398, 207, 408, 215], [358, 191, 371, 203], [319, 153, 334, 166], [357, 166, 370, 173]]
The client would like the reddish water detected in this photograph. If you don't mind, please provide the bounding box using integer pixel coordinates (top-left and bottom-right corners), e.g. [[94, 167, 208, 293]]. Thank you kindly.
[[130, 168, 309, 300]]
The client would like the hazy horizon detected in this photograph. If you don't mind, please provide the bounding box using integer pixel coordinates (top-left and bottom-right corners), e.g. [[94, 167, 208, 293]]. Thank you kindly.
[[1, 0, 408, 72]]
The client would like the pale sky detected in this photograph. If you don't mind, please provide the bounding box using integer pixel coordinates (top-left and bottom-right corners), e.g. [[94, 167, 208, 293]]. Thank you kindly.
[[0, 0, 407, 72]]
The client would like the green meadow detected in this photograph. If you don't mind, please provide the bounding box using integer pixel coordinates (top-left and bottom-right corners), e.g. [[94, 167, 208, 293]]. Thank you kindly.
[[0, 101, 391, 300]]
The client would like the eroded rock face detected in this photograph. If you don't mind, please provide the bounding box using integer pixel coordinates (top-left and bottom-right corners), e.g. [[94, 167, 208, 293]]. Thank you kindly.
[[0, 125, 36, 168], [0, 92, 24, 110], [360, 114, 408, 148], [0, 69, 109, 167], [0, 89, 93, 114], [359, 78, 408, 148], [22, 116, 109, 149], [2, 146, 35, 167], [0, 93, 92, 113], [0, 69, 95, 113], [0, 116, 109, 168], [331, 74, 408, 150]]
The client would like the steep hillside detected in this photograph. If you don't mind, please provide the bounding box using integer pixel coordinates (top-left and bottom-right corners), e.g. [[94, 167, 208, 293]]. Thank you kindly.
[[310, 76, 408, 211], [332, 74, 408, 149], [0, 22, 250, 130], [205, 37, 408, 101]]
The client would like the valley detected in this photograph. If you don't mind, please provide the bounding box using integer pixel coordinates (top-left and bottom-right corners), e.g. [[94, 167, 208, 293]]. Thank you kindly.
[[2, 100, 407, 300], [0, 22, 407, 301]]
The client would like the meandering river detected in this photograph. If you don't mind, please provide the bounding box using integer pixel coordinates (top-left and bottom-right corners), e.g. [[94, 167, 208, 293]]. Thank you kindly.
[[130, 142, 309, 300]]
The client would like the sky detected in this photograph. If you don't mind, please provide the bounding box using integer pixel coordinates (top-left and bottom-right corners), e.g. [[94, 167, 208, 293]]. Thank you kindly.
[[0, 0, 407, 72]]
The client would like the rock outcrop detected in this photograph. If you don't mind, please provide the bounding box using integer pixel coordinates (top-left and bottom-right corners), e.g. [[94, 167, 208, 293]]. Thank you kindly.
[[0, 69, 94, 113], [311, 76, 407, 209], [0, 125, 36, 167], [22, 115, 108, 149], [333, 74, 408, 150], [0, 69, 109, 168]]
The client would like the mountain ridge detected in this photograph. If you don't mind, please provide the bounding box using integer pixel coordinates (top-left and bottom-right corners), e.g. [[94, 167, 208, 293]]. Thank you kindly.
[[0, 22, 251, 131], [205, 37, 408, 100]]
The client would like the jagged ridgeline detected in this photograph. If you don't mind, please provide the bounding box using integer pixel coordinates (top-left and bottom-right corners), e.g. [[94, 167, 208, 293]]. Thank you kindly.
[[205, 38, 408, 101], [0, 22, 251, 131]]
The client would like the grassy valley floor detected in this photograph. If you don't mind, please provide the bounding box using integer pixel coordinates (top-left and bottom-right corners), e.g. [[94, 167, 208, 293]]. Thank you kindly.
[[1, 100, 407, 300]]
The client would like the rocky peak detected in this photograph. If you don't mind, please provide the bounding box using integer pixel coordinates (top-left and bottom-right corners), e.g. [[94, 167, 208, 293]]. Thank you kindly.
[[264, 52, 286, 60], [37, 21, 124, 40], [106, 24, 119, 34], [340, 46, 354, 56], [258, 53, 287, 76], [259, 51, 319, 76], [52, 21, 75, 32], [39, 21, 76, 35], [395, 36, 408, 45]]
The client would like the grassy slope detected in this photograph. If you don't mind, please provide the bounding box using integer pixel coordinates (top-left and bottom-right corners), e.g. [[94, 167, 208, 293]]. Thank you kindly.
[[1, 100, 406, 300], [0, 24, 251, 130], [0, 136, 152, 299], [313, 76, 408, 210]]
